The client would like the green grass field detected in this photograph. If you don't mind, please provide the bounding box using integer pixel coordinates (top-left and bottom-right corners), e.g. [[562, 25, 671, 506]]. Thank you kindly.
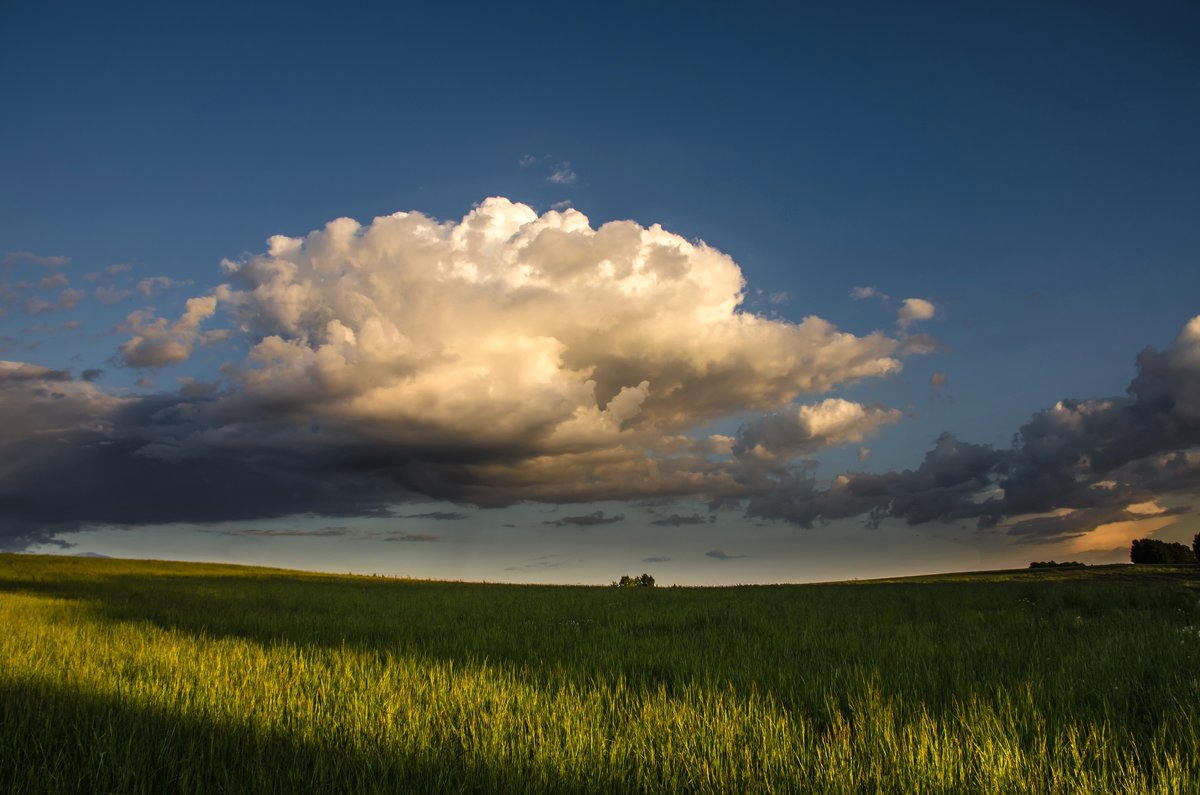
[[1, 554, 1198, 793]]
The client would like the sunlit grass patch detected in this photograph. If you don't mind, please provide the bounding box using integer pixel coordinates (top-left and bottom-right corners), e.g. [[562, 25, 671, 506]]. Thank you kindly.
[[1, 554, 1197, 792]]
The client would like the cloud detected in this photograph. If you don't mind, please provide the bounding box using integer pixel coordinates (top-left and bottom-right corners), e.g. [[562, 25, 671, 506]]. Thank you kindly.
[[545, 510, 624, 527], [3, 252, 70, 269], [506, 555, 572, 571], [643, 555, 671, 563], [95, 285, 131, 305], [117, 295, 218, 368], [25, 289, 84, 315], [705, 549, 747, 560], [651, 513, 710, 526], [39, 274, 69, 290], [382, 532, 439, 542], [547, 163, 577, 184], [518, 154, 538, 167], [80, 368, 104, 382], [1, 198, 920, 548], [734, 398, 904, 465], [225, 526, 354, 538], [897, 298, 936, 329], [750, 315, 1200, 544], [138, 276, 191, 297], [396, 511, 466, 521], [1005, 505, 1188, 545], [850, 285, 887, 301], [930, 372, 948, 392]]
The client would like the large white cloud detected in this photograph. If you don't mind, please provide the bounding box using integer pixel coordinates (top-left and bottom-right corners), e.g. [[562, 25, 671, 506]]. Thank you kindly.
[[141, 197, 911, 502]]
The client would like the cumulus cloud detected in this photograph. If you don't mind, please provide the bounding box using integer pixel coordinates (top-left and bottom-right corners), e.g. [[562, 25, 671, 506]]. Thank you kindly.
[[750, 315, 1200, 543], [733, 399, 903, 465], [117, 295, 218, 368], [930, 372, 948, 392], [897, 298, 936, 329], [2, 198, 922, 548]]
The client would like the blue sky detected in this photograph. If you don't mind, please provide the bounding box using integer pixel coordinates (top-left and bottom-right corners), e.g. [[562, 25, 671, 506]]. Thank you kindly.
[[2, 1, 1198, 583]]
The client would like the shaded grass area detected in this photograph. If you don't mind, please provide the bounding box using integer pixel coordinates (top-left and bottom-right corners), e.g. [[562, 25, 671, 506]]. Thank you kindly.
[[2, 554, 1198, 793]]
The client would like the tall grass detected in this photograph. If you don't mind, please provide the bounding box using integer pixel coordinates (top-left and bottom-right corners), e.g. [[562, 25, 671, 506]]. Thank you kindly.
[[1, 554, 1197, 793]]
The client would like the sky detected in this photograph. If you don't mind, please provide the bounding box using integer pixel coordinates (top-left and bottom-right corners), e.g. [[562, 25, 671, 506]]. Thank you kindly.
[[2, 1, 1199, 584]]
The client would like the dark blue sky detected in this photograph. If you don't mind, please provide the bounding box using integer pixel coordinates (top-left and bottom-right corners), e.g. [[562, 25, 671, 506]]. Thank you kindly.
[[2, 1, 1198, 581]]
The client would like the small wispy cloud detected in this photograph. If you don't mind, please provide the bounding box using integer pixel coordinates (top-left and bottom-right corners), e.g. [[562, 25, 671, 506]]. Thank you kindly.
[[95, 285, 131, 305], [547, 161, 577, 184], [706, 549, 748, 560], [138, 276, 192, 297], [224, 526, 354, 538], [643, 555, 671, 563], [382, 532, 439, 543], [850, 285, 888, 302], [3, 251, 70, 269], [651, 513, 711, 527], [25, 289, 84, 315], [397, 511, 466, 521], [545, 510, 624, 527], [505, 554, 573, 572]]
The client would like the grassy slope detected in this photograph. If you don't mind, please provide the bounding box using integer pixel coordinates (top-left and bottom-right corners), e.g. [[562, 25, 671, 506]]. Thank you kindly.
[[1, 554, 1198, 793]]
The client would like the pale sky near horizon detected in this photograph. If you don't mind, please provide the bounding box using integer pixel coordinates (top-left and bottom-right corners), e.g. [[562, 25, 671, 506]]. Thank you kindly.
[[2, 1, 1199, 584]]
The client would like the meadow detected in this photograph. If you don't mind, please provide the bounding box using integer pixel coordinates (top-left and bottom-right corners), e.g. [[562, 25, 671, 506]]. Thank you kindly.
[[1, 554, 1197, 793]]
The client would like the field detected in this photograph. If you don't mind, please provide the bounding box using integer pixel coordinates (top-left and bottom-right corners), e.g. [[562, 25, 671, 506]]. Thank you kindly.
[[1, 554, 1198, 793]]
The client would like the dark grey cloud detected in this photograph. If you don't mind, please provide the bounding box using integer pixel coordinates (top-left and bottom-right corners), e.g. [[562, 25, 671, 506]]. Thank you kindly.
[[505, 555, 572, 571], [382, 532, 439, 543], [1006, 506, 1191, 545], [225, 526, 354, 538], [750, 317, 1200, 538], [397, 511, 467, 521], [706, 549, 747, 560], [80, 369, 104, 382], [544, 510, 624, 527], [650, 513, 712, 527]]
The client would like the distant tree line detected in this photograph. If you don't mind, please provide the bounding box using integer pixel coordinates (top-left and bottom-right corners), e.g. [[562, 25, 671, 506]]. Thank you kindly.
[[1028, 561, 1085, 569], [1130, 537, 1197, 564], [612, 573, 656, 588]]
